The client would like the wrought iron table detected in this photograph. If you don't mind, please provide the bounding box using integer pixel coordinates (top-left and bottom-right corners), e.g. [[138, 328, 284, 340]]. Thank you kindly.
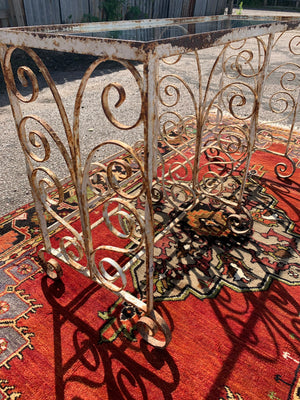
[[0, 15, 299, 347]]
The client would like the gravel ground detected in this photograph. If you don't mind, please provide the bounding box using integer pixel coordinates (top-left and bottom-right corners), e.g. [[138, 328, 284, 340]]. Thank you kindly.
[[0, 8, 299, 216]]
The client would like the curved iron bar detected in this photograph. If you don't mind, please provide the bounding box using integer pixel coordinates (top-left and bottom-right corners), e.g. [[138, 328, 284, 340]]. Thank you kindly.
[[257, 31, 300, 177], [19, 115, 73, 171], [157, 37, 267, 235], [274, 156, 296, 179], [82, 140, 146, 201], [73, 56, 144, 144], [3, 46, 77, 169], [155, 112, 197, 210]]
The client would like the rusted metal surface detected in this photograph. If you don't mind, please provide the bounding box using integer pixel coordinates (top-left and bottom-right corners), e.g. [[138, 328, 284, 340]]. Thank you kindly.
[[0, 15, 299, 348], [0, 16, 299, 63]]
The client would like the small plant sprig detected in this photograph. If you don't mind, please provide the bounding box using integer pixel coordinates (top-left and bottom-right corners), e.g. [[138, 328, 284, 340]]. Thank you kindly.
[[81, 1, 145, 23], [82, 13, 100, 23], [103, 0, 125, 21], [237, 1, 244, 14]]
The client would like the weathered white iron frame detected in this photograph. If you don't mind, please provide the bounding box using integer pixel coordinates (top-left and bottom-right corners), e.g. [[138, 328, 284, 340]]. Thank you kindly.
[[0, 15, 299, 348]]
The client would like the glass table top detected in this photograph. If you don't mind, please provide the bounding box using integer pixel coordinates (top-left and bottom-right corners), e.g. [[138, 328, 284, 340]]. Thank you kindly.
[[65, 18, 278, 41], [8, 15, 298, 44], [1, 15, 299, 57]]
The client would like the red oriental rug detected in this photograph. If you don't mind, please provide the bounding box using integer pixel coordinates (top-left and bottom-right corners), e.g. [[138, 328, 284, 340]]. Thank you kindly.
[[0, 120, 299, 400]]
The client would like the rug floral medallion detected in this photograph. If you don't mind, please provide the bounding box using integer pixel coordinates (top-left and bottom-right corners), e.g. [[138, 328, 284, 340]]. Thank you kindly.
[[132, 170, 300, 303]]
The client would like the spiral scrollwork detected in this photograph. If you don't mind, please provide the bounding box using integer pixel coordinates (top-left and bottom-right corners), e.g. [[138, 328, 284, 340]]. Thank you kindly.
[[255, 128, 274, 150], [101, 81, 142, 130], [103, 197, 144, 249], [217, 82, 257, 121], [160, 112, 183, 142], [157, 112, 195, 201], [19, 115, 72, 169], [198, 170, 225, 198], [280, 68, 299, 92], [3, 47, 39, 103], [159, 112, 196, 144], [25, 128, 50, 163], [202, 125, 248, 182], [106, 159, 136, 196], [269, 91, 295, 115], [3, 46, 75, 161], [136, 309, 171, 348], [235, 48, 262, 79], [162, 54, 182, 65], [274, 157, 296, 179], [87, 161, 110, 197], [73, 57, 144, 150], [31, 167, 64, 206], [289, 34, 300, 55], [167, 182, 196, 210], [158, 74, 197, 115], [169, 160, 190, 182], [96, 257, 127, 292], [151, 184, 163, 203], [59, 236, 87, 272], [226, 206, 253, 235], [223, 51, 258, 80], [37, 250, 63, 280], [262, 61, 299, 124], [203, 149, 235, 178], [217, 125, 249, 160], [159, 79, 181, 108], [83, 140, 146, 202], [224, 37, 266, 79]]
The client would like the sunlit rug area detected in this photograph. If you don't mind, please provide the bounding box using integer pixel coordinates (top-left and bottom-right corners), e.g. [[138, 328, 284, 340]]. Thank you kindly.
[[0, 119, 299, 400]]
